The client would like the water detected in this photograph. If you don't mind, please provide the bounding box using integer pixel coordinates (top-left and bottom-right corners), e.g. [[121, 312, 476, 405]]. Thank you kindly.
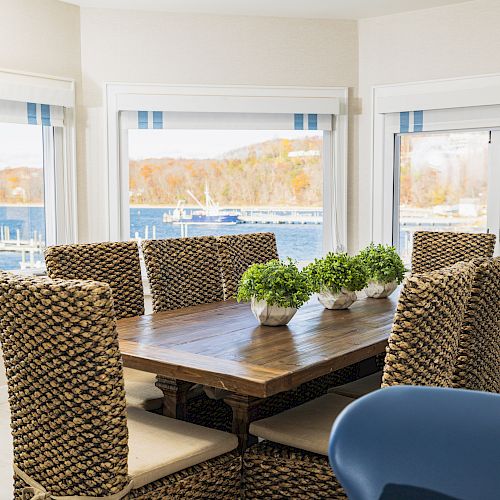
[[0, 206, 322, 270], [0, 206, 46, 270]]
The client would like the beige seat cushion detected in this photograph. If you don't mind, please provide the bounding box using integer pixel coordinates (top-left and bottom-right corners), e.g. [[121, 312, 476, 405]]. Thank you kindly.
[[328, 371, 382, 399], [249, 394, 353, 456], [124, 368, 163, 412], [127, 407, 238, 489]]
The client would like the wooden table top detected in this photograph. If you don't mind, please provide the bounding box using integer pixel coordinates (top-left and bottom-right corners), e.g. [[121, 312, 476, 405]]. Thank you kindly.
[[117, 292, 399, 398]]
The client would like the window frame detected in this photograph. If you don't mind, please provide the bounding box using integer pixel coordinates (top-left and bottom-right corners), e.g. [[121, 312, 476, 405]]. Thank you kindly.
[[105, 84, 349, 254], [371, 76, 500, 256], [0, 69, 77, 252]]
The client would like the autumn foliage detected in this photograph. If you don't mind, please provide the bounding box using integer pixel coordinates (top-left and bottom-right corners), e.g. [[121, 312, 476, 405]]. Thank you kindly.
[[128, 137, 323, 207]]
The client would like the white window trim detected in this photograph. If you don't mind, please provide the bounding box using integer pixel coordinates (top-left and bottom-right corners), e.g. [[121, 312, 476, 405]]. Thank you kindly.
[[105, 83, 349, 254], [370, 74, 500, 249], [0, 68, 78, 245]]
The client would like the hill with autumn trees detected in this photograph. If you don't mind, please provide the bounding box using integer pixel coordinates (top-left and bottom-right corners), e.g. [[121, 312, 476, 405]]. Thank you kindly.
[[0, 166, 44, 204], [129, 137, 323, 207]]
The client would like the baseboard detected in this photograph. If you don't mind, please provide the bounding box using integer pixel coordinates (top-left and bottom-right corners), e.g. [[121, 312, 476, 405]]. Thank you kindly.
[[0, 385, 8, 404]]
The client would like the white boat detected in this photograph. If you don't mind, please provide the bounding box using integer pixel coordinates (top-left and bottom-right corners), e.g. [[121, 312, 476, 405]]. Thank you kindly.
[[163, 185, 241, 225]]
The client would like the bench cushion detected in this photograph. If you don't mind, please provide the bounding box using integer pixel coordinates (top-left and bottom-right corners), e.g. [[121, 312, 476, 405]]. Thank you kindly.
[[127, 407, 238, 489], [124, 368, 163, 411], [328, 371, 382, 399], [249, 394, 353, 456]]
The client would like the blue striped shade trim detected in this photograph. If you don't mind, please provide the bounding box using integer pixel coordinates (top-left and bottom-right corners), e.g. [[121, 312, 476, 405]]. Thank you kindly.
[[400, 112, 410, 133], [138, 111, 148, 129], [414, 110, 423, 132], [152, 111, 163, 129], [27, 103, 37, 125], [294, 113, 304, 130], [307, 114, 318, 130], [41, 104, 50, 126]]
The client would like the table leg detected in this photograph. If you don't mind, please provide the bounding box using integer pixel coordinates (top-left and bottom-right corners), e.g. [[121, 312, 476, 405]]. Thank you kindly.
[[155, 376, 194, 419], [224, 393, 261, 452]]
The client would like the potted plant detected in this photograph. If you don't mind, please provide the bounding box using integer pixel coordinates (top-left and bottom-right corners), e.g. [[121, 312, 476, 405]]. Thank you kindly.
[[358, 243, 406, 298], [237, 259, 311, 326], [305, 252, 368, 310]]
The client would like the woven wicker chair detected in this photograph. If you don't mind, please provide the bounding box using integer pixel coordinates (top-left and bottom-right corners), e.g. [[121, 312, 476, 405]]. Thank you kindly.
[[45, 241, 162, 412], [45, 240, 145, 319], [216, 232, 279, 299], [243, 262, 476, 499], [0, 274, 240, 499], [452, 257, 500, 393], [411, 230, 496, 274], [142, 236, 224, 312], [141, 236, 232, 428]]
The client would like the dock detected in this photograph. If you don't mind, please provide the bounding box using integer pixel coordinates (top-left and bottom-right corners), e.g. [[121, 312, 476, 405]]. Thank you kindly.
[[0, 226, 45, 269]]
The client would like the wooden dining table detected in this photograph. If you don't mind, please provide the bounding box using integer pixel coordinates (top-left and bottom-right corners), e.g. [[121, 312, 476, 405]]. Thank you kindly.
[[117, 291, 399, 449]]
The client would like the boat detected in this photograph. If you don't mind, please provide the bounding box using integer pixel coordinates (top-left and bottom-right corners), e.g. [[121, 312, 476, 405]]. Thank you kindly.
[[164, 185, 241, 225]]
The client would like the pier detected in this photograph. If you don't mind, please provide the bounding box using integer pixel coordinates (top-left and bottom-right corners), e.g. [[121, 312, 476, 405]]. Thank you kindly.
[[0, 226, 45, 269]]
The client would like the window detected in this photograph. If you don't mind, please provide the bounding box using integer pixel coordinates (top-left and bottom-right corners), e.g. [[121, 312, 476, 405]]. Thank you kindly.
[[128, 129, 324, 261], [0, 71, 77, 272], [0, 123, 48, 270], [394, 130, 490, 264]]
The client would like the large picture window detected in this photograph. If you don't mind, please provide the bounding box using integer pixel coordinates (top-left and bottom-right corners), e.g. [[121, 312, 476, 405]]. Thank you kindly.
[[128, 129, 323, 261]]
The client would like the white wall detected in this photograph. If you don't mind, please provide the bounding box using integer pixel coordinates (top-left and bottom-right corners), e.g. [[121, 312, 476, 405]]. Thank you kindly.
[[0, 0, 81, 79], [357, 0, 500, 248], [78, 8, 359, 247]]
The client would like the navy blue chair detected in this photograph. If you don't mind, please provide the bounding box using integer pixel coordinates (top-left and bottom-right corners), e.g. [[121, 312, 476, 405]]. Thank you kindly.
[[329, 386, 500, 500]]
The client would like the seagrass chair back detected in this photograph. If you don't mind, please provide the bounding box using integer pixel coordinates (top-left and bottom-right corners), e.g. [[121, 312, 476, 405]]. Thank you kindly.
[[382, 261, 475, 388], [0, 274, 130, 497], [216, 232, 279, 299], [142, 236, 224, 312], [45, 241, 144, 319], [452, 257, 500, 393], [411, 231, 496, 274]]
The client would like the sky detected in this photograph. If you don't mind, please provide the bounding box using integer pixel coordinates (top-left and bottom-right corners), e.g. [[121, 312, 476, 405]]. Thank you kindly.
[[128, 129, 322, 160], [0, 123, 43, 169]]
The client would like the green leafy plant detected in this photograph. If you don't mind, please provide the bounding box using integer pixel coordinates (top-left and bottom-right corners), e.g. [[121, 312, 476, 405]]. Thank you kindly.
[[304, 252, 369, 293], [237, 259, 311, 309], [358, 243, 406, 284]]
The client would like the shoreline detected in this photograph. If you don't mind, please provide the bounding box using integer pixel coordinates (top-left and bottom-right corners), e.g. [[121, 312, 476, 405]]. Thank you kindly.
[[0, 203, 324, 211]]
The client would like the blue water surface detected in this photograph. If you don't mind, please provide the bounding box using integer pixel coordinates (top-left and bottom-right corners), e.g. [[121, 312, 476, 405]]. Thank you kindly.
[[0, 206, 322, 270]]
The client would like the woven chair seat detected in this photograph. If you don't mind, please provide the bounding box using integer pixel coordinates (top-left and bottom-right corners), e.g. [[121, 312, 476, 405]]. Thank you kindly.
[[126, 407, 237, 489], [249, 393, 353, 456], [124, 368, 163, 412], [328, 371, 382, 399]]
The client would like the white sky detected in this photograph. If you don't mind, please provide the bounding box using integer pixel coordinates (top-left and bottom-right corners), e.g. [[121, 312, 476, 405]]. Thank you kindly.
[[128, 129, 322, 160], [0, 123, 43, 169]]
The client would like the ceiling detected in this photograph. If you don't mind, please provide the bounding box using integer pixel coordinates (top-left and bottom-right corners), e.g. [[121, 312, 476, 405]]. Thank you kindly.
[[60, 0, 471, 20]]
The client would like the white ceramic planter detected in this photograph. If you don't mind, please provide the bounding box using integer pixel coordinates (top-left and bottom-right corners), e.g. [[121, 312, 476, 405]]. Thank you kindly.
[[250, 298, 297, 326], [318, 287, 357, 310], [365, 280, 397, 299]]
